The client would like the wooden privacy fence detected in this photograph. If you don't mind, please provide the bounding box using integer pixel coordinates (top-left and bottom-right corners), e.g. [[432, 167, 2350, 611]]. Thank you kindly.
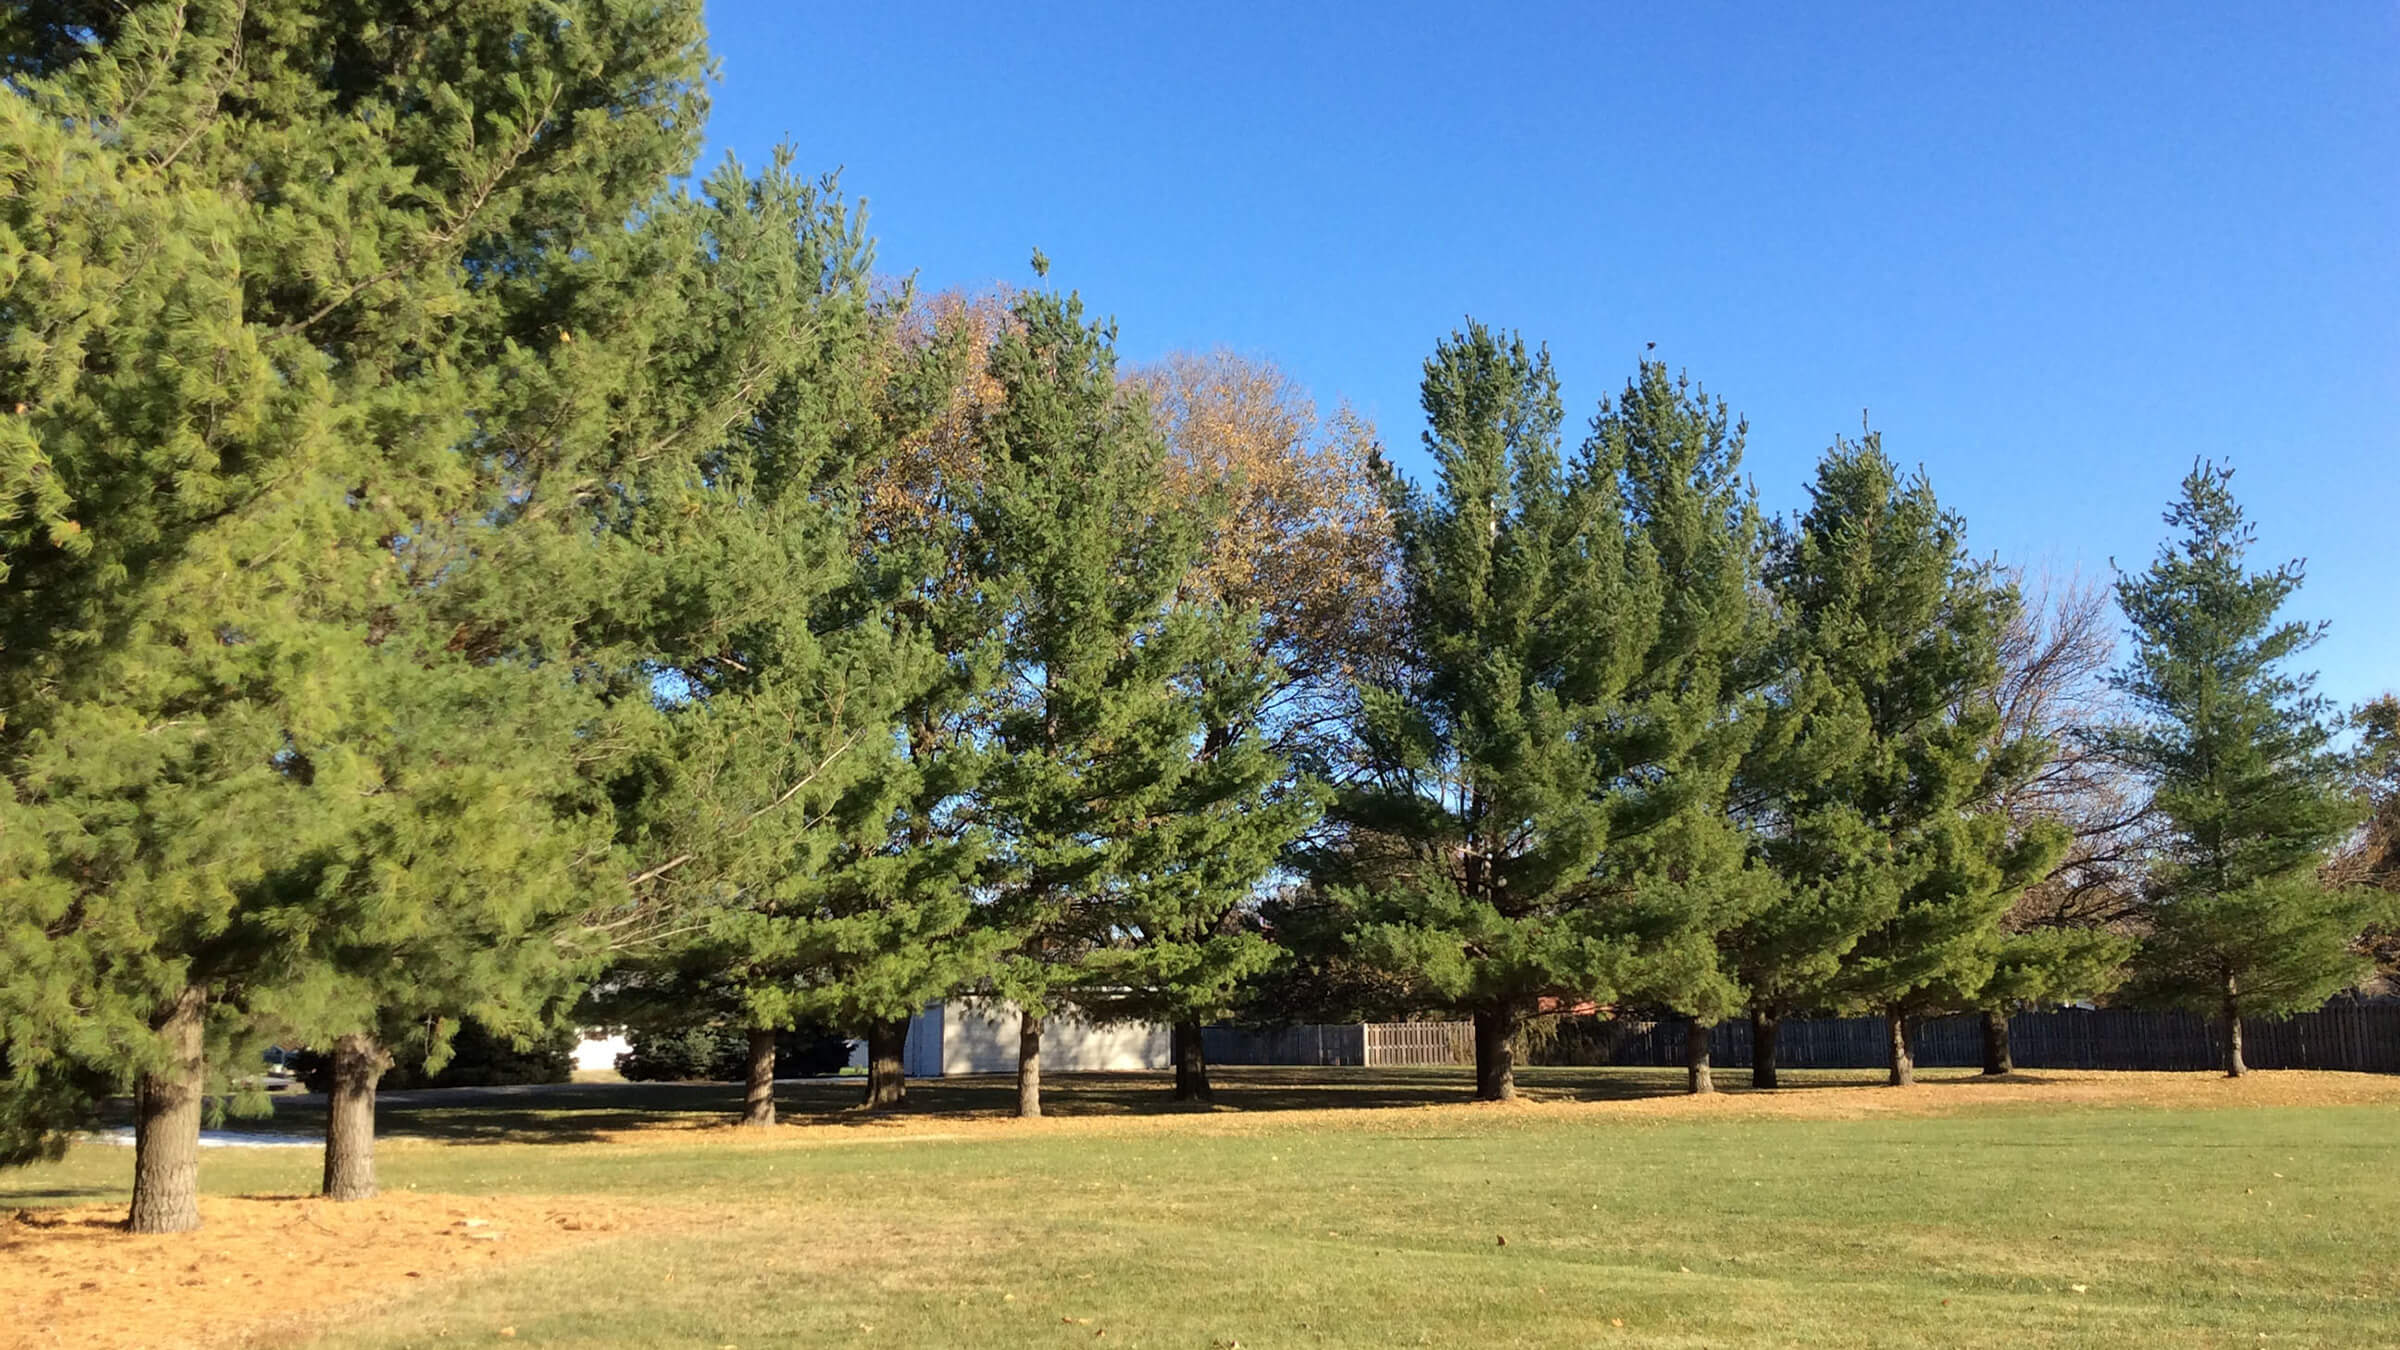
[[1202, 1021, 1474, 1067], [1562, 1001, 2400, 1073], [1362, 1021, 1474, 1067]]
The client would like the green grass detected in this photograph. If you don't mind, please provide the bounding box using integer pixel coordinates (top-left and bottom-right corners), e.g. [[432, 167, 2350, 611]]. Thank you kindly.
[[10, 1068, 2397, 1347]]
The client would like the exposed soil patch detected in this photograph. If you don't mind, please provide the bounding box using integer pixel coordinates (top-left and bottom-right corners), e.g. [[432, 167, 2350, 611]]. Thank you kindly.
[[0, 1192, 649, 1350]]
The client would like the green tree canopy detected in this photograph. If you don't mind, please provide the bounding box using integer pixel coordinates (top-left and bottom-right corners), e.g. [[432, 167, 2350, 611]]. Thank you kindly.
[[969, 289, 1255, 1118], [1328, 333, 1766, 1100], [0, 0, 715, 1224], [2111, 463, 2379, 1074], [1733, 437, 2059, 1085]]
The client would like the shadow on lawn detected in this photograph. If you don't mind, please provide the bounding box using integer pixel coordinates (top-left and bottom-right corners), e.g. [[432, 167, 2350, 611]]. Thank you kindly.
[[50, 1064, 1969, 1152], [206, 1063, 1925, 1146], [1, 1186, 119, 1203]]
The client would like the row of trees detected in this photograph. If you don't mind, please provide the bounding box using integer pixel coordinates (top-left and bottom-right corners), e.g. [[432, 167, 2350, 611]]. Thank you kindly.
[[1, 1, 2389, 1233]]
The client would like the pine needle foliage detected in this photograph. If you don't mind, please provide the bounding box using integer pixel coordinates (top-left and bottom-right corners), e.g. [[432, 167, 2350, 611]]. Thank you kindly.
[[2110, 463, 2380, 1072], [1732, 438, 2059, 1081]]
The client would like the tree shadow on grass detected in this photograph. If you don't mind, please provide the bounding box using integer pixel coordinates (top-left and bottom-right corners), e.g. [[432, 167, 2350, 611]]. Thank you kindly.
[[1, 1186, 117, 1204], [139, 1064, 1953, 1149]]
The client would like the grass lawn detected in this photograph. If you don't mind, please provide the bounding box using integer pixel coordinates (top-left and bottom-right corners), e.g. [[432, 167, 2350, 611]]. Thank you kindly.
[[5, 1067, 2397, 1348]]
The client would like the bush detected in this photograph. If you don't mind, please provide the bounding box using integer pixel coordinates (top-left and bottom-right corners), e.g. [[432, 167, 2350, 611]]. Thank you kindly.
[[612, 1026, 728, 1082], [293, 1018, 576, 1093], [615, 1024, 850, 1082]]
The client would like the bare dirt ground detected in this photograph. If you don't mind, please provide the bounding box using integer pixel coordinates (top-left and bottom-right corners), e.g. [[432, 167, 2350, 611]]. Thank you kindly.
[[0, 1193, 653, 1350]]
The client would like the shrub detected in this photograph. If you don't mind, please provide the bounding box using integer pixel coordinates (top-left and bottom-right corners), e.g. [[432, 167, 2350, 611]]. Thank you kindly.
[[615, 1024, 850, 1081], [293, 1019, 576, 1093]]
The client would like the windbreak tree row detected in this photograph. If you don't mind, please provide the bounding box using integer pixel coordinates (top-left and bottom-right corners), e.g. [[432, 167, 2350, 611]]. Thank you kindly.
[[3, 0, 2387, 1236]]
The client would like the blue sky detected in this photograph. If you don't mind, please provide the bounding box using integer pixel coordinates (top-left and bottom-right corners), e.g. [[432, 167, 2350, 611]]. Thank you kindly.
[[698, 2, 2396, 711]]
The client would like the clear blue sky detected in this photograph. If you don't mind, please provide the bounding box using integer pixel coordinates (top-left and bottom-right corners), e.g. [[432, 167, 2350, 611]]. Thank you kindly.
[[698, 2, 2395, 711]]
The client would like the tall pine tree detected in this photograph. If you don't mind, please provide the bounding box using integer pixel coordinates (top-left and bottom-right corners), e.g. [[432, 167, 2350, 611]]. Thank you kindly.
[[1332, 327, 1614, 1100], [567, 168, 919, 1129], [1733, 438, 2058, 1086], [969, 288, 1217, 1118], [0, 0, 711, 1228], [2111, 463, 2376, 1075], [1584, 363, 1772, 1094], [775, 297, 1017, 1113]]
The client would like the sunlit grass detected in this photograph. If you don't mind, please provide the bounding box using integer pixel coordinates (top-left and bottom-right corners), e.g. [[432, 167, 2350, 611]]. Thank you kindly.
[[8, 1068, 2395, 1348]]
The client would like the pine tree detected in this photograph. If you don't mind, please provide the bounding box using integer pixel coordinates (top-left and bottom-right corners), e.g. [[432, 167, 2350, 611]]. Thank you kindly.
[[0, 0, 712, 1229], [1973, 928, 2131, 1074], [1138, 352, 1397, 1098], [1583, 363, 1773, 1094], [2111, 463, 2376, 1075], [1733, 438, 2058, 1087], [569, 171, 933, 1130], [968, 289, 1212, 1118], [1081, 615, 1313, 1103], [772, 300, 1018, 1114], [1334, 327, 1698, 1102], [249, 658, 608, 1199]]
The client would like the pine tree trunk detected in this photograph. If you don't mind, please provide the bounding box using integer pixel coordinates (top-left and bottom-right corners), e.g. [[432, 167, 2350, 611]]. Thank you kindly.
[[2223, 979, 2246, 1078], [1981, 1008, 2014, 1077], [1017, 1010, 1043, 1119], [1171, 1019, 1212, 1102], [1886, 1009, 1915, 1087], [861, 1018, 908, 1110], [1473, 1004, 1518, 1102], [321, 1032, 391, 1202], [740, 1027, 777, 1127], [129, 987, 206, 1234], [1750, 1008, 1780, 1089], [1686, 1019, 1715, 1094]]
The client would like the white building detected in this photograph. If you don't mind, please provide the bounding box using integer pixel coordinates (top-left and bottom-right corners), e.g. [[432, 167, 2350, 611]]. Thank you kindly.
[[571, 1029, 631, 1074], [895, 999, 1170, 1078]]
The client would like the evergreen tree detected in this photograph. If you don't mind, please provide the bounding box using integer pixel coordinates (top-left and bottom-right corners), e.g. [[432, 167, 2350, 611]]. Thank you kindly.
[[776, 302, 1018, 1113], [968, 288, 1215, 1118], [1332, 326, 1614, 1101], [0, 0, 711, 1229], [1583, 363, 1773, 1094], [1081, 616, 1313, 1103], [2111, 463, 2377, 1075], [1971, 927, 2131, 1074], [570, 171, 925, 1129], [250, 658, 607, 1198], [1733, 438, 2058, 1086]]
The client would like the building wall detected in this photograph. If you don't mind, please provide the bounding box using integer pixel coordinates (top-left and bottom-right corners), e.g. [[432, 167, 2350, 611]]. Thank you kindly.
[[571, 1030, 630, 1074], [901, 1002, 946, 1079], [898, 999, 1170, 1076]]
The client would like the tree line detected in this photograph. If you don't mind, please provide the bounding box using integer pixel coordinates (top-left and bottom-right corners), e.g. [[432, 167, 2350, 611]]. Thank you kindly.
[[2, 1, 2391, 1233]]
